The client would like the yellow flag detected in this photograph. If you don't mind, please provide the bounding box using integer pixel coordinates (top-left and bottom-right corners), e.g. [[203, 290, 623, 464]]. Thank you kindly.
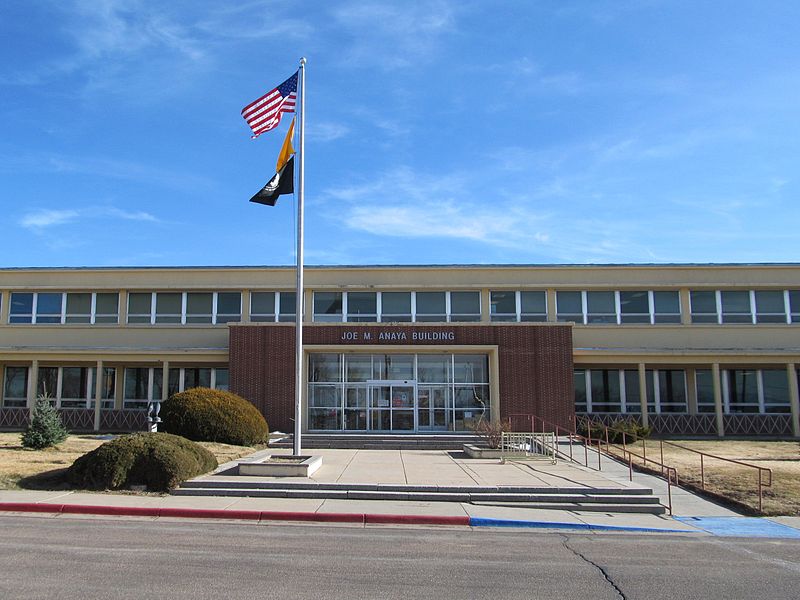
[[276, 117, 295, 172]]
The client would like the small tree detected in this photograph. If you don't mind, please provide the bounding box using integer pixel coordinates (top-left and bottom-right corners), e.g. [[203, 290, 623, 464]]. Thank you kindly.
[[22, 395, 68, 449], [472, 417, 511, 449]]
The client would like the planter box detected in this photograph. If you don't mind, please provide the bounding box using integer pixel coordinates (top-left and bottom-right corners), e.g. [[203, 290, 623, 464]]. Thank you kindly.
[[462, 444, 504, 459], [238, 454, 323, 477]]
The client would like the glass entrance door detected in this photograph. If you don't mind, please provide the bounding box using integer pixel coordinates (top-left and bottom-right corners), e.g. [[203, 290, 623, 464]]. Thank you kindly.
[[367, 380, 415, 431], [417, 385, 449, 431]]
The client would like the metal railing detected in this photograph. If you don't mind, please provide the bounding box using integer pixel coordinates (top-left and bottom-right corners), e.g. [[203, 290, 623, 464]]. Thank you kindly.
[[509, 413, 680, 514], [500, 432, 557, 464], [576, 415, 773, 514]]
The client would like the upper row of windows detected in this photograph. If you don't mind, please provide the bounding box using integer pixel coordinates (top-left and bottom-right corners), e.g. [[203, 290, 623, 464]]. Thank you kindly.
[[3, 289, 800, 325]]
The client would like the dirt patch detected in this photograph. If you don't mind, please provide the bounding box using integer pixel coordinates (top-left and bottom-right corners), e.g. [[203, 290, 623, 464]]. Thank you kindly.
[[610, 439, 800, 516], [0, 433, 261, 491]]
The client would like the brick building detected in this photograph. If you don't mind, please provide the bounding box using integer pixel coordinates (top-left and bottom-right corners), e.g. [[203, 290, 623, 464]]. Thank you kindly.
[[1, 264, 798, 437]]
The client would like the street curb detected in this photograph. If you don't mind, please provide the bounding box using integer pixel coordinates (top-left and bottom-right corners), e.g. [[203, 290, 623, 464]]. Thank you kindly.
[[469, 516, 696, 533], [0, 502, 469, 526]]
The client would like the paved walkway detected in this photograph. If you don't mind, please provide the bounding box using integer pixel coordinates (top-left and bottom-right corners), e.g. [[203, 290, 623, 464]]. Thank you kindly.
[[1, 448, 798, 536]]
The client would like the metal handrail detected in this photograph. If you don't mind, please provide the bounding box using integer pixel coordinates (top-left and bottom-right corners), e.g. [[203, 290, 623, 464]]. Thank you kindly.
[[508, 412, 675, 514], [576, 415, 773, 513]]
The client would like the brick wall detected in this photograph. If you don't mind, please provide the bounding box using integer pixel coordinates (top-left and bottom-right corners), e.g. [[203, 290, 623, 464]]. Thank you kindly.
[[229, 324, 574, 432]]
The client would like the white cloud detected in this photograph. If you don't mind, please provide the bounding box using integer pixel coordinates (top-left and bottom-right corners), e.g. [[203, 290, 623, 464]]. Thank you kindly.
[[307, 122, 349, 143], [330, 0, 458, 69], [20, 209, 80, 229], [20, 206, 159, 231]]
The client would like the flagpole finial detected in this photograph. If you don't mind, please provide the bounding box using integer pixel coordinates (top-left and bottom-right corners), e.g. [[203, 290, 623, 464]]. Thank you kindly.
[[300, 57, 307, 66]]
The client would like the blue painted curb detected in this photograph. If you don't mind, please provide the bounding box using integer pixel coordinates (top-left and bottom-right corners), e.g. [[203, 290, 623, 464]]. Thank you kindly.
[[469, 517, 694, 533], [674, 516, 800, 539]]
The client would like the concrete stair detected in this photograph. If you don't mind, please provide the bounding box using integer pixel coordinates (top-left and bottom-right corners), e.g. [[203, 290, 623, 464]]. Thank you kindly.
[[172, 480, 666, 514], [270, 433, 481, 450]]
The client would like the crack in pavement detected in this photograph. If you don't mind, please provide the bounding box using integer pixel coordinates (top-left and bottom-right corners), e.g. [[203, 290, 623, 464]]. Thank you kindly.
[[560, 534, 626, 600]]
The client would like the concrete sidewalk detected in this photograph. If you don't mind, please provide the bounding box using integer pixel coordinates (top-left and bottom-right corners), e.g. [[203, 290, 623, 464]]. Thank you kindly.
[[1, 448, 798, 536]]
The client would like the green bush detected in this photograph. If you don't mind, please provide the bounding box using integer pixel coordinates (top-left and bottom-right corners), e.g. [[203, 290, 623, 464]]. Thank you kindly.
[[66, 432, 217, 492], [578, 417, 651, 444], [160, 387, 269, 446], [22, 395, 68, 449]]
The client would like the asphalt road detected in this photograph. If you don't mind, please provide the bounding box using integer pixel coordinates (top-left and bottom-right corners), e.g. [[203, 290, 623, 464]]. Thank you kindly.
[[1, 515, 798, 599]]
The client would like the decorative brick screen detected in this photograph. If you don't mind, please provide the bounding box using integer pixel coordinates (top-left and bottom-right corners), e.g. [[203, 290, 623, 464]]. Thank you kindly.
[[229, 324, 574, 432]]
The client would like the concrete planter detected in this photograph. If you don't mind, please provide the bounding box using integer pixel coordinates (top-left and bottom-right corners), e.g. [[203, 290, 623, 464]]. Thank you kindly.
[[462, 444, 504, 459], [238, 455, 323, 477]]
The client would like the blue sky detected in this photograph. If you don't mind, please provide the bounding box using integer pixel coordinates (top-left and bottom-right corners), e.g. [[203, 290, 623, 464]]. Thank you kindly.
[[1, 1, 798, 267]]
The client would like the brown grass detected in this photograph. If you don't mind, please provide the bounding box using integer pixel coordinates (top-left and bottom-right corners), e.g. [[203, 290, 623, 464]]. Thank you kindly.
[[608, 439, 800, 516], [0, 432, 261, 491]]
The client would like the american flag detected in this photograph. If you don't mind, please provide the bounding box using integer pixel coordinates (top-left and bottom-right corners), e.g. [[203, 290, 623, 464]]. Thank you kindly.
[[241, 71, 298, 138]]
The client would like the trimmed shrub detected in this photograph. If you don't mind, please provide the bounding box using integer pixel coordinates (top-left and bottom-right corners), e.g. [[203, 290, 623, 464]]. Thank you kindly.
[[578, 417, 651, 444], [66, 432, 217, 492], [160, 387, 269, 446], [22, 395, 68, 449]]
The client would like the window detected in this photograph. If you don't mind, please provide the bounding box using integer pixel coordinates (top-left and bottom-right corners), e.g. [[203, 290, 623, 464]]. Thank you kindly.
[[520, 291, 547, 322], [720, 291, 752, 324], [622, 370, 643, 413], [35, 293, 63, 324], [89, 367, 116, 409], [589, 370, 621, 412], [279, 292, 297, 322], [9, 293, 34, 323], [789, 290, 799, 323], [128, 291, 242, 325], [653, 370, 687, 413], [186, 293, 213, 324], [127, 293, 153, 324], [155, 292, 182, 323], [32, 366, 114, 409], [653, 291, 681, 323], [2, 366, 28, 408], [449, 292, 480, 322], [250, 292, 276, 321], [65, 293, 92, 323], [556, 291, 583, 323], [755, 291, 787, 324], [490, 291, 516, 322], [94, 293, 119, 323], [381, 292, 412, 322], [586, 291, 616, 324], [690, 291, 718, 324], [183, 368, 211, 389], [619, 291, 649, 324], [313, 292, 343, 322], [574, 370, 587, 412], [695, 370, 716, 413], [761, 370, 790, 414], [725, 370, 759, 413], [347, 292, 377, 322], [37, 367, 59, 399], [124, 367, 152, 410], [415, 292, 446, 322], [9, 292, 119, 325]]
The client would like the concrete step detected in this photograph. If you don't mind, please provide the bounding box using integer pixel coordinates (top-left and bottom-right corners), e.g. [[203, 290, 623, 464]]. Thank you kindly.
[[271, 434, 481, 450], [178, 479, 655, 495], [170, 487, 665, 514]]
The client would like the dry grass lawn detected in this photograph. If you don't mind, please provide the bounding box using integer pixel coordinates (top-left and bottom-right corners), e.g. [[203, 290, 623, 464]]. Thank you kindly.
[[0, 432, 261, 491], [610, 439, 800, 516]]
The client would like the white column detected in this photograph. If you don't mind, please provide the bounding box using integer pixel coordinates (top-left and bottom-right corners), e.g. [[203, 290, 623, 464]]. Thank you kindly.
[[712, 363, 725, 438], [787, 363, 799, 438], [638, 362, 649, 428], [93, 360, 103, 431], [27, 360, 39, 414]]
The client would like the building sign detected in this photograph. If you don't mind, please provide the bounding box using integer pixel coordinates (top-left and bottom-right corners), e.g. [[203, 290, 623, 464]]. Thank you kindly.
[[338, 328, 457, 343]]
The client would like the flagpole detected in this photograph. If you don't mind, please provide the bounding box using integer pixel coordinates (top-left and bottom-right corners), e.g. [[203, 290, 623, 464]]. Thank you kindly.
[[294, 57, 306, 456]]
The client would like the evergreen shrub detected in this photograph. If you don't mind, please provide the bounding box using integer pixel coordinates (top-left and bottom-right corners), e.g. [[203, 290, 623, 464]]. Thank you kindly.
[[66, 432, 217, 492], [160, 387, 269, 446], [21, 395, 68, 449], [579, 416, 651, 444]]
